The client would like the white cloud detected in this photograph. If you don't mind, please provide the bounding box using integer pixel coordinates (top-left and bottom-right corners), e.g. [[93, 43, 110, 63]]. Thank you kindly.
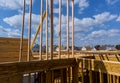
[[3, 13, 40, 30], [53, 0, 89, 13], [106, 0, 119, 5], [78, 0, 89, 13], [79, 29, 120, 46], [0, 25, 21, 37], [85, 29, 120, 39], [93, 12, 117, 24], [53, 0, 66, 5], [53, 12, 117, 34], [53, 8, 59, 14], [2, 11, 118, 46], [116, 16, 120, 22], [52, 12, 118, 46], [0, 0, 34, 10], [73, 12, 117, 32]]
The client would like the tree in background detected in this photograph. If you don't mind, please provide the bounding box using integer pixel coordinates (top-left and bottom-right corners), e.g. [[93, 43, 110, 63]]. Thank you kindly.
[[95, 45, 101, 50], [115, 44, 120, 50]]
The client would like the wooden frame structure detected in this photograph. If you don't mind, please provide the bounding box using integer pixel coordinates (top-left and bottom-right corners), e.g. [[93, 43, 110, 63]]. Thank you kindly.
[[0, 0, 120, 83]]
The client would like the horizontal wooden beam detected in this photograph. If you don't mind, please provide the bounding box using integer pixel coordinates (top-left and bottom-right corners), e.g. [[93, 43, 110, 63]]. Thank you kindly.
[[0, 58, 76, 78], [94, 55, 120, 62], [0, 37, 28, 41], [80, 51, 120, 54]]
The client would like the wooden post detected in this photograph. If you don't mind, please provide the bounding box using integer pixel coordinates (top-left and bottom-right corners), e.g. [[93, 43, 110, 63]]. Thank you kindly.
[[89, 60, 92, 83], [40, 72, 46, 83], [46, 71, 52, 83], [116, 76, 119, 83], [107, 74, 110, 83], [72, 0, 74, 57], [81, 60, 84, 83], [27, 0, 32, 61], [105, 54, 109, 61], [46, 0, 48, 60], [113, 75, 115, 83], [110, 74, 112, 83], [52, 71, 54, 83], [39, 0, 43, 60], [58, 0, 62, 59], [28, 0, 32, 82], [67, 0, 69, 58], [30, 11, 46, 51], [72, 63, 79, 83], [61, 68, 67, 83], [89, 71, 93, 83], [50, 0, 53, 59], [100, 72, 103, 83], [67, 67, 70, 83], [19, 0, 26, 62]]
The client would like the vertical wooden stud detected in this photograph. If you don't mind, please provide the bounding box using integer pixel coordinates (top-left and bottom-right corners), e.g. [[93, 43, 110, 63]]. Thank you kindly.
[[67, 0, 69, 58], [27, 0, 32, 61], [50, 0, 54, 59], [58, 0, 62, 59], [46, 0, 48, 60], [72, 0, 74, 57], [39, 0, 43, 60], [19, 0, 26, 62]]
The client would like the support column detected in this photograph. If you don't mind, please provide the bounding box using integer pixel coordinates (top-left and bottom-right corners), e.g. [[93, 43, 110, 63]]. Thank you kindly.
[[50, 0, 53, 59], [72, 0, 74, 57], [39, 0, 43, 60], [46, 0, 48, 60], [72, 63, 79, 83], [19, 0, 26, 62], [27, 0, 32, 61], [58, 0, 62, 59]]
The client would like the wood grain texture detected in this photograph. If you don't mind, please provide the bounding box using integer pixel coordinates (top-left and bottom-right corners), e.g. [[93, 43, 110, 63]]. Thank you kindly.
[[78, 58, 120, 76], [0, 58, 76, 78]]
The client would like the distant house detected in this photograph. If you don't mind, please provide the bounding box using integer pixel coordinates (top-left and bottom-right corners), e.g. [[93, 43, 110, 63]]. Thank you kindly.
[[56, 46, 66, 52], [32, 44, 46, 53], [81, 46, 91, 51], [92, 47, 97, 51], [32, 44, 39, 52], [74, 46, 82, 51], [99, 46, 106, 50], [105, 46, 116, 51], [48, 45, 58, 53]]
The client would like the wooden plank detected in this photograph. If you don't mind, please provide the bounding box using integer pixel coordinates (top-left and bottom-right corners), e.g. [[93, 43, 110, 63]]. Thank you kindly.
[[0, 48, 27, 52], [89, 71, 93, 83], [61, 68, 67, 83], [46, 70, 52, 83], [50, 0, 53, 59], [100, 72, 103, 83], [80, 51, 120, 54], [0, 58, 76, 78], [72, 62, 79, 83], [78, 59, 120, 76], [0, 46, 27, 49], [31, 11, 46, 50], [94, 55, 120, 62], [0, 74, 23, 83], [0, 51, 27, 55], [0, 37, 28, 42], [107, 74, 110, 83], [117, 76, 119, 83]]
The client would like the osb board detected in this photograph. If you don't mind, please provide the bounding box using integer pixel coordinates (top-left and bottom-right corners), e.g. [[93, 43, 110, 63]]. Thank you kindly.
[[0, 37, 28, 62], [79, 58, 120, 76], [0, 75, 23, 83]]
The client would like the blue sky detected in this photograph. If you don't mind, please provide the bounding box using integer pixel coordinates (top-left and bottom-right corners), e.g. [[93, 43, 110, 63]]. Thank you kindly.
[[0, 0, 120, 46]]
